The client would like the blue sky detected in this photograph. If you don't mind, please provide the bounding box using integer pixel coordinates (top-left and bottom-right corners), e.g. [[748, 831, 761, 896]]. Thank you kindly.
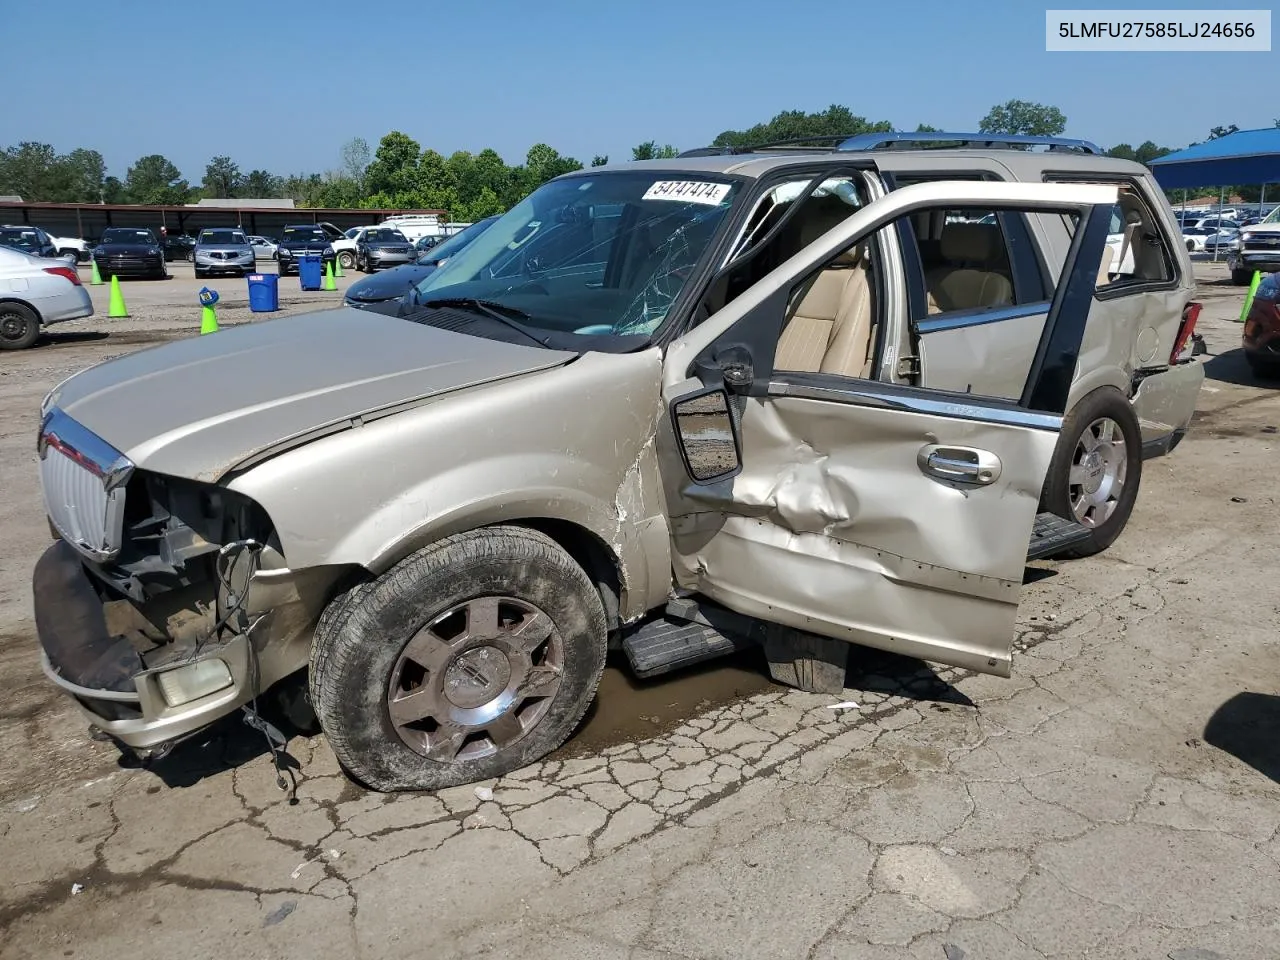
[[7, 0, 1277, 180]]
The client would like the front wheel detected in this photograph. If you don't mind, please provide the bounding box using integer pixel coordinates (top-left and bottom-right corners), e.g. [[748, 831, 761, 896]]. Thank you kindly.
[[310, 526, 607, 792], [338, 250, 356, 270], [1042, 387, 1142, 559], [0, 302, 40, 350]]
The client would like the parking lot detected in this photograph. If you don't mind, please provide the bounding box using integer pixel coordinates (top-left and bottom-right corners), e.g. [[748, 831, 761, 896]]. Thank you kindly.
[[0, 260, 1276, 958]]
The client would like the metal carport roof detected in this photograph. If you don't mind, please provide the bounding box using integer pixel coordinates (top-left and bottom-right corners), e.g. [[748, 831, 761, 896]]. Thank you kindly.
[[1150, 127, 1280, 189]]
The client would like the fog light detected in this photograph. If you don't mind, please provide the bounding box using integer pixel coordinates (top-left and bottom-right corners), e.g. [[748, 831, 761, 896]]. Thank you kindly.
[[157, 659, 234, 707]]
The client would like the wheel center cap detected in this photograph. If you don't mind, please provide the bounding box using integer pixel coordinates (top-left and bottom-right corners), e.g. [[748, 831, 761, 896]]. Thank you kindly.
[[443, 645, 511, 709], [1082, 451, 1106, 494]]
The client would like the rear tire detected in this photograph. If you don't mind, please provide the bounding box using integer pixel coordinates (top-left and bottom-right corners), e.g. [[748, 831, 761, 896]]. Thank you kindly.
[[338, 250, 355, 270], [0, 302, 40, 350], [310, 526, 607, 792], [1232, 268, 1254, 285], [1247, 355, 1280, 379], [1042, 387, 1142, 559]]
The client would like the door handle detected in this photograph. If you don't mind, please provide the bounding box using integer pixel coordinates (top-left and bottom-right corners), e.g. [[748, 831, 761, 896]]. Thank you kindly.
[[917, 445, 1002, 485]]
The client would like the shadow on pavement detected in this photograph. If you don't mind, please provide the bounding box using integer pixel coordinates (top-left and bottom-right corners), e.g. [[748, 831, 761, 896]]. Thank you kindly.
[[1203, 347, 1280, 389], [38, 331, 109, 348], [1204, 691, 1280, 784], [846, 647, 975, 708]]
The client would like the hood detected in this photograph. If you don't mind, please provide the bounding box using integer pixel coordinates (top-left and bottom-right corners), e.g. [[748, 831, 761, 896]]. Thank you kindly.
[[344, 264, 436, 303], [49, 308, 576, 482]]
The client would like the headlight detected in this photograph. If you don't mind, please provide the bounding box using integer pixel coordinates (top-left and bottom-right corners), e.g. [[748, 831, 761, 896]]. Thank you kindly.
[[278, 248, 292, 257], [93, 246, 104, 255], [157, 659, 234, 707]]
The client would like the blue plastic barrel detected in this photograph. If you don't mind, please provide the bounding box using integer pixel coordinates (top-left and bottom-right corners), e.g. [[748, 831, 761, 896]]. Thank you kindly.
[[298, 255, 323, 291], [246, 273, 279, 312]]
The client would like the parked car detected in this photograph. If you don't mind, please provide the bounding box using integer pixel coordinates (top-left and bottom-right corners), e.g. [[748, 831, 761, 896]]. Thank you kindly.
[[1230, 205, 1280, 283], [92, 227, 166, 279], [162, 234, 197, 262], [275, 224, 336, 277], [1181, 225, 1215, 251], [194, 228, 256, 278], [345, 215, 500, 310], [414, 235, 444, 255], [49, 235, 91, 262], [248, 235, 278, 260], [0, 245, 92, 350], [1242, 271, 1280, 376], [29, 135, 1205, 790], [354, 226, 415, 272], [332, 226, 370, 270], [1202, 231, 1240, 255], [0, 224, 58, 259]]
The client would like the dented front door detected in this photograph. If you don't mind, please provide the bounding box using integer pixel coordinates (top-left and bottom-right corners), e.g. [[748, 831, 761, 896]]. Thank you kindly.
[[659, 181, 1117, 677]]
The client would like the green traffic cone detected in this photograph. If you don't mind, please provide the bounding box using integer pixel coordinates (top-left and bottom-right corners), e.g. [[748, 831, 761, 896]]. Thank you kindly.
[[333, 256, 344, 279], [324, 259, 337, 291], [107, 275, 128, 318], [90, 259, 102, 286], [200, 305, 219, 335], [1239, 270, 1262, 323]]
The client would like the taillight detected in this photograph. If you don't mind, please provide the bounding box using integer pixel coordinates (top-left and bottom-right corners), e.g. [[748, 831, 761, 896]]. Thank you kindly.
[[43, 266, 81, 287], [1171, 301, 1200, 363]]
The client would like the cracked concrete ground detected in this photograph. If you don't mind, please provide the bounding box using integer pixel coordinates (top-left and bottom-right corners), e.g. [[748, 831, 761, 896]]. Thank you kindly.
[[2, 264, 1279, 959]]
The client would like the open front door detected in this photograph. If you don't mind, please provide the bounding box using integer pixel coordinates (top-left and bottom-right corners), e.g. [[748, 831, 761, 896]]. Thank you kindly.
[[658, 181, 1116, 677]]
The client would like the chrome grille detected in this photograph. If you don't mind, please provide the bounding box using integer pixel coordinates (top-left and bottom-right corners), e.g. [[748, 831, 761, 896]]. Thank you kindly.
[[38, 410, 133, 562]]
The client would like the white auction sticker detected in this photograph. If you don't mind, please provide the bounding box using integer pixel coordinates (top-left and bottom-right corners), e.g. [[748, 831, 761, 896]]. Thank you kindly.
[[642, 181, 731, 205]]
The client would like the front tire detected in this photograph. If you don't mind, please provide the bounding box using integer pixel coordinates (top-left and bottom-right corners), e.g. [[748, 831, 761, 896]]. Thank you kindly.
[[338, 250, 356, 270], [1042, 387, 1142, 559], [310, 526, 607, 792], [0, 302, 40, 350]]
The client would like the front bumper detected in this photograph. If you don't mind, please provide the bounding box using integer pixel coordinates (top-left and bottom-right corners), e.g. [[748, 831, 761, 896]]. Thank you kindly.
[[365, 251, 413, 267], [1231, 251, 1280, 274], [196, 256, 255, 272], [33, 539, 326, 752], [39, 285, 94, 325], [95, 256, 164, 277]]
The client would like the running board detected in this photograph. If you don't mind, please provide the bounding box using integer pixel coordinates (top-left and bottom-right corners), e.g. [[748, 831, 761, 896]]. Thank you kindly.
[[1027, 511, 1092, 561], [621, 600, 760, 679]]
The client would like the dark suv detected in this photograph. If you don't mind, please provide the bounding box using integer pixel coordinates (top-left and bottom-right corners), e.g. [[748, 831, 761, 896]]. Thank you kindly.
[[276, 224, 336, 277], [0, 225, 58, 259]]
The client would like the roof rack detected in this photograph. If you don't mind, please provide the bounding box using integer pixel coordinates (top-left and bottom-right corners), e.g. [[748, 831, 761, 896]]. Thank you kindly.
[[677, 131, 1102, 158], [837, 132, 1102, 154]]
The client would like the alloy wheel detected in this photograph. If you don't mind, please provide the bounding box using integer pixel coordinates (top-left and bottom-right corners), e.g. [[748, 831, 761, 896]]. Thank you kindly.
[[1068, 417, 1128, 527]]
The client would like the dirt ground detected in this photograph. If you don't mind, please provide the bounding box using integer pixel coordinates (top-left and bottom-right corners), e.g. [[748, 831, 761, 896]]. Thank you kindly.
[[1, 262, 1278, 959]]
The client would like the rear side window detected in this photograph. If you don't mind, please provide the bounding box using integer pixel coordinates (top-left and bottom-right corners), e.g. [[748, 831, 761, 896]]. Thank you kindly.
[[1048, 179, 1177, 290]]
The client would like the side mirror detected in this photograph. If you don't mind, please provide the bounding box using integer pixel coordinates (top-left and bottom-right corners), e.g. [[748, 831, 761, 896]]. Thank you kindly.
[[671, 387, 742, 484]]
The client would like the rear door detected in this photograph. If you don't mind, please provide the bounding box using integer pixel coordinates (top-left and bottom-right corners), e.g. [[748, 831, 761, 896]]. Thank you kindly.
[[658, 181, 1115, 677]]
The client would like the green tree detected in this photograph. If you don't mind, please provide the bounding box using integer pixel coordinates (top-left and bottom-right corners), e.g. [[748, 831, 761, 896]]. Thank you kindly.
[[632, 141, 679, 160], [280, 173, 327, 207], [202, 155, 242, 198], [591, 154, 609, 166], [978, 99, 1067, 137], [316, 175, 365, 208], [1208, 124, 1239, 140], [1106, 140, 1172, 165], [915, 124, 941, 133], [55, 148, 107, 202], [712, 105, 893, 148], [520, 143, 582, 193], [364, 131, 423, 197], [124, 154, 190, 204], [0, 142, 60, 200]]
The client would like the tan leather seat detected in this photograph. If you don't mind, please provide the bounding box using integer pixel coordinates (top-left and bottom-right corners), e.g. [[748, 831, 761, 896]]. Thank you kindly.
[[774, 204, 875, 378], [925, 222, 1013, 314]]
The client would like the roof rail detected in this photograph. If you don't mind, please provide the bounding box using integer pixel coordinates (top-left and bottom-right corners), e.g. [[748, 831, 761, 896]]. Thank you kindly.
[[837, 132, 1102, 154], [678, 135, 864, 158]]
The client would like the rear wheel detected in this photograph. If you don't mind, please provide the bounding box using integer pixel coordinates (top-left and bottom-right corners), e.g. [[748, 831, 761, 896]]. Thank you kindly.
[[0, 302, 40, 350], [1042, 387, 1142, 559], [338, 250, 356, 270], [1232, 268, 1254, 285], [310, 526, 607, 792], [1247, 354, 1280, 379]]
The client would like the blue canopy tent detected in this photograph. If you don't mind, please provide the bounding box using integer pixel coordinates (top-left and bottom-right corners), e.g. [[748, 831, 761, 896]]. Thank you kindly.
[[1149, 127, 1280, 190], [1150, 127, 1280, 260]]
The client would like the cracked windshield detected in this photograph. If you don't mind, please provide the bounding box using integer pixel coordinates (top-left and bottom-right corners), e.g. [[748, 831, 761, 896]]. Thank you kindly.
[[409, 172, 739, 345]]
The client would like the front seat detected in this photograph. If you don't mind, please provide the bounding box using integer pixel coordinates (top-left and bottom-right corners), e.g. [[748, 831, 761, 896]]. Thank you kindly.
[[774, 200, 876, 378], [925, 222, 1013, 313]]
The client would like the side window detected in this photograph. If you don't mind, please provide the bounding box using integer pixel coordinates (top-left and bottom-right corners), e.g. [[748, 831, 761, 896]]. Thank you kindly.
[[907, 209, 1025, 315], [703, 174, 867, 317], [1052, 182, 1175, 290], [772, 228, 880, 381]]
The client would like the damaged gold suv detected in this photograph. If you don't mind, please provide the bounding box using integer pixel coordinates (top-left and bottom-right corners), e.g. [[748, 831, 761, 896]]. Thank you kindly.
[[33, 134, 1203, 790]]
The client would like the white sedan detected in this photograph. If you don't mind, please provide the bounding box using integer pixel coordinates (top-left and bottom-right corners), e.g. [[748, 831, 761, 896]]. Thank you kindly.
[[0, 246, 94, 350], [247, 235, 278, 260]]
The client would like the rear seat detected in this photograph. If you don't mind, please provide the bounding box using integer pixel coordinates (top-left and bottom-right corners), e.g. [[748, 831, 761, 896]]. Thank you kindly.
[[774, 207, 876, 378], [924, 222, 1013, 314]]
